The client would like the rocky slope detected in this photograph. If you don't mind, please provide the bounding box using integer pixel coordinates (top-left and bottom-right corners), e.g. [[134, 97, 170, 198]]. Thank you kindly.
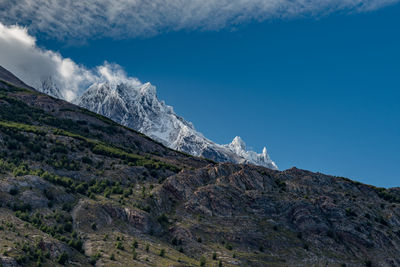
[[71, 81, 277, 170], [0, 66, 400, 267]]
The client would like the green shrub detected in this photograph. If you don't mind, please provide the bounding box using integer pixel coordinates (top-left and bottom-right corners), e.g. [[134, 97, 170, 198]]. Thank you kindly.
[[68, 239, 83, 252], [26, 142, 41, 153], [159, 249, 165, 257], [15, 211, 30, 221], [111, 185, 123, 194], [377, 189, 400, 203], [115, 241, 124, 250], [89, 252, 101, 265], [379, 216, 388, 226], [75, 183, 88, 194], [123, 188, 132, 197], [157, 214, 169, 225], [200, 256, 206, 266], [63, 222, 73, 232], [43, 189, 54, 200], [50, 145, 68, 154], [61, 203, 73, 212], [345, 208, 357, 217], [57, 252, 68, 265], [275, 179, 286, 190], [9, 187, 18, 195], [12, 202, 32, 212], [81, 156, 93, 164], [13, 165, 30, 176]]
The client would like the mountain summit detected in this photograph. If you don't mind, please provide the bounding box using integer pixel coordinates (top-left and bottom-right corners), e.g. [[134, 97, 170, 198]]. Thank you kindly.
[[72, 80, 278, 170], [228, 136, 275, 168]]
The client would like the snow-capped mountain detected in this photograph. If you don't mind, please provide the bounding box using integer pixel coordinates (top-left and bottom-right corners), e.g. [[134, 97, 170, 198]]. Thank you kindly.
[[39, 77, 63, 99], [72, 81, 278, 170]]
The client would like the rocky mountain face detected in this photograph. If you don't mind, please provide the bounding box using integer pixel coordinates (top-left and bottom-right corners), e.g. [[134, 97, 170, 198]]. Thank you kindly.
[[0, 66, 400, 267], [69, 81, 278, 170]]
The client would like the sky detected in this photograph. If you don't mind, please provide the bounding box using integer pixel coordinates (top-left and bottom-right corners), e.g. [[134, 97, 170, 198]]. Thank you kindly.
[[0, 0, 399, 187]]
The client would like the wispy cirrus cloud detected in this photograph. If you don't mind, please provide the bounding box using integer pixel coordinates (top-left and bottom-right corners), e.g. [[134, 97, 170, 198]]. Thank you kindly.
[[0, 0, 398, 40]]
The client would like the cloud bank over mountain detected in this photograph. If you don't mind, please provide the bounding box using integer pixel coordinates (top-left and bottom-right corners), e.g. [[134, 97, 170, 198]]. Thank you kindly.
[[0, 0, 398, 40], [0, 23, 139, 100]]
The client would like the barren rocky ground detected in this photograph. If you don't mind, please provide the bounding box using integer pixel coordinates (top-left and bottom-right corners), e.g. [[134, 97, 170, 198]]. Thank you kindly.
[[0, 66, 399, 266]]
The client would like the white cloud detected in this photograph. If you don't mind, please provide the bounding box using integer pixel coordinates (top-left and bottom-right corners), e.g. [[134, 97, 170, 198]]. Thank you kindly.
[[0, 0, 398, 40], [0, 23, 142, 100], [97, 64, 142, 88]]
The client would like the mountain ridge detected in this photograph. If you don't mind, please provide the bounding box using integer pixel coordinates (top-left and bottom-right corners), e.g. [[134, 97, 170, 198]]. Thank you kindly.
[[72, 80, 278, 170], [0, 65, 36, 91]]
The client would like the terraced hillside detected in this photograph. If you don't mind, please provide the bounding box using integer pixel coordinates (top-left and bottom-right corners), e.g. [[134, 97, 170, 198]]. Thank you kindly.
[[0, 66, 400, 266]]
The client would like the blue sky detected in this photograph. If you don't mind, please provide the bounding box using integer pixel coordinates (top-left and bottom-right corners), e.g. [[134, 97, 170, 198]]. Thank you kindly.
[[1, 0, 399, 187]]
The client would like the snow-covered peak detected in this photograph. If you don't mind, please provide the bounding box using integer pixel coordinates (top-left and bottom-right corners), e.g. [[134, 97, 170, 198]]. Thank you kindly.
[[262, 147, 268, 157], [224, 136, 278, 170], [39, 77, 63, 99], [69, 80, 278, 170], [139, 82, 156, 96], [229, 136, 246, 151]]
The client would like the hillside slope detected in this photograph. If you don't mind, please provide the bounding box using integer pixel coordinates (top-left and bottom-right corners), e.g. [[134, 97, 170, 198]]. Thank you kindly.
[[0, 67, 399, 266]]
